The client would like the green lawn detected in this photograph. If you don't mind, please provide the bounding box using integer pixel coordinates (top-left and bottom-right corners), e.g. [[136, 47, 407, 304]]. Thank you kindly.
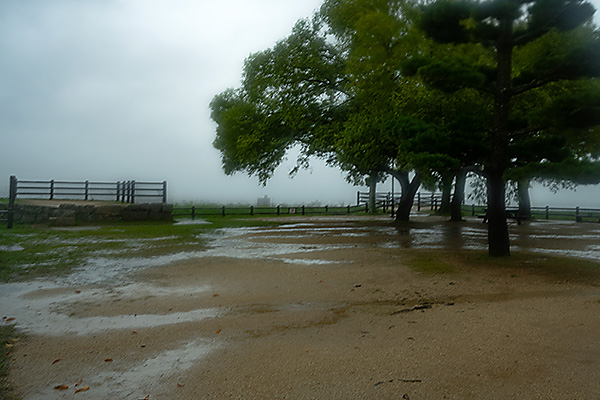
[[0, 218, 279, 282]]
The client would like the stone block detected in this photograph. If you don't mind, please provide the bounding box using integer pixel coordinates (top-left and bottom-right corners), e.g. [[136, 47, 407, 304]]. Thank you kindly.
[[49, 216, 76, 226], [96, 205, 124, 216]]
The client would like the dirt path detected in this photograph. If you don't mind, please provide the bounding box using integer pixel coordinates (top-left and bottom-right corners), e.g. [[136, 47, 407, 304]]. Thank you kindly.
[[2, 217, 600, 399]]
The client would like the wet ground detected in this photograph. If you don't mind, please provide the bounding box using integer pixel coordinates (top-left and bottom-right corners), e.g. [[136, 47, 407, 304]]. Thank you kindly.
[[1, 215, 600, 399]]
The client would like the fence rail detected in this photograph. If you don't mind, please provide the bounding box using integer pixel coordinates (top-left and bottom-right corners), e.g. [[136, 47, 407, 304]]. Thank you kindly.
[[10, 176, 166, 204], [466, 204, 600, 222], [172, 204, 367, 219]]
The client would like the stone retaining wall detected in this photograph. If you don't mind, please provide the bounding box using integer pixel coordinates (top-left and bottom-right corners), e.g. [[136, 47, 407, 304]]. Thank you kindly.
[[1, 203, 173, 226]]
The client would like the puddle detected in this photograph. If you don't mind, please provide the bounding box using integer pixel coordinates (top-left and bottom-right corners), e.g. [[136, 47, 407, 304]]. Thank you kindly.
[[0, 244, 24, 251], [50, 226, 102, 232], [174, 218, 212, 225], [26, 339, 217, 400], [0, 281, 218, 336], [5, 218, 598, 334]]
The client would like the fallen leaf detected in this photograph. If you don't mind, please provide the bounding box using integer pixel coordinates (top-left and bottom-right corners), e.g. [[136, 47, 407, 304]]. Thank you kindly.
[[132, 330, 137, 334], [177, 383, 185, 387], [75, 290, 81, 294], [53, 384, 69, 390], [104, 358, 113, 362], [5, 344, 13, 348], [5, 317, 15, 322], [213, 294, 219, 297], [215, 329, 221, 334], [168, 307, 173, 311], [75, 386, 90, 393], [52, 359, 62, 365]]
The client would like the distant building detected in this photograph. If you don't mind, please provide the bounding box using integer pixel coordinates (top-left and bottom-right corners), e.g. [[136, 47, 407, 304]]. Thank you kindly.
[[257, 196, 271, 207]]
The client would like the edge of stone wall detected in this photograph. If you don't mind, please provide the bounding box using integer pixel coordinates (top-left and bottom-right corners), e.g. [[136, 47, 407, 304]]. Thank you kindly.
[[7, 203, 173, 226]]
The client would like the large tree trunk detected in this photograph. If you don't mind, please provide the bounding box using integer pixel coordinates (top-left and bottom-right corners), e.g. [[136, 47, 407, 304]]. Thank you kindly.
[[367, 173, 377, 214], [517, 179, 531, 219], [487, 17, 513, 257], [438, 174, 452, 215], [487, 172, 510, 256], [450, 170, 466, 221], [390, 171, 421, 221]]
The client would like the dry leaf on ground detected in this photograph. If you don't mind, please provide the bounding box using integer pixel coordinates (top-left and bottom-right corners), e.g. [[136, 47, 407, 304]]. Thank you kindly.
[[75, 386, 90, 393]]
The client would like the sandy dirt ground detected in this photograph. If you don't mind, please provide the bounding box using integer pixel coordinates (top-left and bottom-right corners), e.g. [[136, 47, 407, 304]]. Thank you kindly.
[[2, 216, 600, 399]]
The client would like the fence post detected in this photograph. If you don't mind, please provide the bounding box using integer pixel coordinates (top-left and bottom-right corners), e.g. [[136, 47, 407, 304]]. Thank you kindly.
[[347, 205, 350, 214], [302, 205, 305, 215], [84, 180, 89, 201], [545, 205, 549, 219], [222, 206, 225, 217], [430, 193, 434, 211], [576, 206, 581, 222], [472, 204, 475, 216], [7, 175, 17, 229], [357, 191, 360, 206], [162, 181, 167, 203], [277, 205, 280, 216], [417, 193, 421, 211], [191, 205, 195, 220], [325, 205, 329, 214], [131, 180, 136, 204], [250, 206, 254, 216], [49, 180, 55, 200]]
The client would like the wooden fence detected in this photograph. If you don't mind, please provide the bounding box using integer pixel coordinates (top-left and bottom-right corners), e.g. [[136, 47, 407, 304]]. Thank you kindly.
[[357, 191, 443, 212], [2, 176, 167, 229], [9, 176, 166, 203], [172, 204, 367, 219]]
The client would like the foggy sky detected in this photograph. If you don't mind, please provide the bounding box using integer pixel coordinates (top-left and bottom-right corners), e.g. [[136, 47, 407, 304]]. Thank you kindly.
[[1, 0, 599, 207]]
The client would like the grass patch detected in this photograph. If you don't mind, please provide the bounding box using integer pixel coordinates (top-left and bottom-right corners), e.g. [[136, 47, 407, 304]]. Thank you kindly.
[[404, 249, 600, 283], [449, 251, 600, 283], [406, 253, 458, 275], [0, 324, 18, 400], [0, 218, 282, 281]]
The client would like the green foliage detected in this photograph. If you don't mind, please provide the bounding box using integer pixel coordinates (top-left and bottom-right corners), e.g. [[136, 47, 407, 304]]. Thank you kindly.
[[210, 18, 345, 184], [417, 0, 600, 255]]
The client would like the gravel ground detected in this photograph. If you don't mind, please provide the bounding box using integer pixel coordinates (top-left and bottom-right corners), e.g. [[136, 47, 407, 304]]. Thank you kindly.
[[3, 216, 600, 399]]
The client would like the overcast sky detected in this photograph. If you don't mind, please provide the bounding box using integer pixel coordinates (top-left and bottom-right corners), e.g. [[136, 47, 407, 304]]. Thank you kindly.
[[1, 0, 599, 207]]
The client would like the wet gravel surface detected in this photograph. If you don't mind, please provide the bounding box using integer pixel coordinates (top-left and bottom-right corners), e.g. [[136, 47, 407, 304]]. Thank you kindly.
[[2, 216, 600, 399]]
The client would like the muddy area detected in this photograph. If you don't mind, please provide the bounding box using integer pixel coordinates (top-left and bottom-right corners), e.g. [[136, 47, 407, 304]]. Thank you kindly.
[[2, 216, 600, 399]]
